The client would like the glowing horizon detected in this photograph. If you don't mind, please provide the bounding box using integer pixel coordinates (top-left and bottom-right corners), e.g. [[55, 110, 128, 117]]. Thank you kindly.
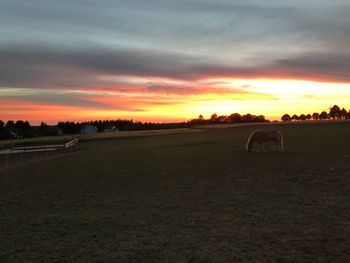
[[2, 78, 350, 125]]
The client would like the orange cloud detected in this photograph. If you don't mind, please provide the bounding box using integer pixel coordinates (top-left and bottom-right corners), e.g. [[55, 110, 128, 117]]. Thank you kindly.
[[2, 77, 350, 125]]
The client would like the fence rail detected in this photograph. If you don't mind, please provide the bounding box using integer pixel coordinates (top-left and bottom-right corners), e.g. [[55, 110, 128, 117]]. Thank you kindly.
[[0, 139, 79, 154], [65, 138, 79, 148], [0, 139, 80, 171]]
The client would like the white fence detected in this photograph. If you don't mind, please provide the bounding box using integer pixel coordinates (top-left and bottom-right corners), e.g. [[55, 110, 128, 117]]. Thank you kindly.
[[0, 139, 79, 170], [0, 139, 79, 155]]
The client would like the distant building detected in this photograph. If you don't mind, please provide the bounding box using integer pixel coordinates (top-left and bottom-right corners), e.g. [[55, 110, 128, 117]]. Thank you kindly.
[[81, 125, 97, 134], [103, 124, 118, 132], [9, 131, 21, 139]]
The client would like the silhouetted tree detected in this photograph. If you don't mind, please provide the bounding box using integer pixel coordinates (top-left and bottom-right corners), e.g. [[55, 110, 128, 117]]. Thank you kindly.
[[217, 115, 227, 123], [299, 114, 307, 120], [189, 114, 206, 124], [5, 120, 15, 130], [281, 114, 291, 122], [13, 120, 33, 137], [15, 120, 25, 130], [256, 115, 266, 122], [57, 121, 81, 134], [306, 114, 311, 120], [340, 108, 347, 119], [228, 113, 242, 123], [242, 113, 253, 122], [0, 122, 11, 139], [319, 111, 329, 120], [24, 121, 31, 129], [312, 112, 319, 120], [291, 114, 299, 121], [210, 113, 218, 123], [329, 105, 341, 119], [40, 122, 48, 130]]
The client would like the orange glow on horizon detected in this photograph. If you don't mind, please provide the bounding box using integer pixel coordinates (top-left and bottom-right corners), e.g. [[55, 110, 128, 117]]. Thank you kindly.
[[2, 78, 350, 125]]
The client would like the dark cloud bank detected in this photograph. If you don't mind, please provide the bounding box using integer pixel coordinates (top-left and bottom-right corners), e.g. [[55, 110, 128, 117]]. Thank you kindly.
[[1, 46, 350, 90], [1, 0, 350, 90]]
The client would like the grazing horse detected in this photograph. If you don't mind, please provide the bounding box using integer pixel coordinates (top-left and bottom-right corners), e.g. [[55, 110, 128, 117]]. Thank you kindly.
[[246, 130, 283, 152]]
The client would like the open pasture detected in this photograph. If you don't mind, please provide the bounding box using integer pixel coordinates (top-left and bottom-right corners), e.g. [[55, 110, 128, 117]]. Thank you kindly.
[[1, 122, 350, 262], [0, 128, 199, 150]]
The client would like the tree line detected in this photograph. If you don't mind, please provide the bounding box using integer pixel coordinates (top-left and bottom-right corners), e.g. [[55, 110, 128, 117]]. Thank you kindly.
[[57, 120, 191, 134], [2, 105, 347, 140], [189, 113, 268, 125], [0, 112, 268, 140], [281, 105, 350, 121], [0, 120, 36, 139], [0, 119, 192, 140]]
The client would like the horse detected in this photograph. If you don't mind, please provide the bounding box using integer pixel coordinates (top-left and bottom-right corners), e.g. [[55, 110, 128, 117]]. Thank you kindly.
[[246, 129, 283, 152]]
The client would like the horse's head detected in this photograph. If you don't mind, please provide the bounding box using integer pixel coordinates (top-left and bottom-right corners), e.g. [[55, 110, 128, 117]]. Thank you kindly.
[[246, 139, 253, 152]]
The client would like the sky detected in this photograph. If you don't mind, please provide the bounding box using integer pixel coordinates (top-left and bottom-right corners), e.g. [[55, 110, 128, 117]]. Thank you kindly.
[[1, 0, 350, 124]]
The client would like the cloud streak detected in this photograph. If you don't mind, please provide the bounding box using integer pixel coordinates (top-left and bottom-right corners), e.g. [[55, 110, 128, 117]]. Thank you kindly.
[[2, 45, 350, 90]]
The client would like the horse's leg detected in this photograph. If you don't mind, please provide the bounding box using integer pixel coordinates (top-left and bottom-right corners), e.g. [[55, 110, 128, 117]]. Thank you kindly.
[[275, 138, 282, 151], [273, 139, 278, 151], [258, 142, 262, 152], [280, 136, 284, 151]]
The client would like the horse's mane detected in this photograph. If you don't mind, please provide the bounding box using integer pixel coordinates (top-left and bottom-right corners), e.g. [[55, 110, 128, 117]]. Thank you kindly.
[[245, 129, 262, 150]]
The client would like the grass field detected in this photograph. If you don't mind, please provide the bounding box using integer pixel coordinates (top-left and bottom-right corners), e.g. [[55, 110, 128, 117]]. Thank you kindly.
[[1, 122, 350, 262], [0, 128, 201, 150]]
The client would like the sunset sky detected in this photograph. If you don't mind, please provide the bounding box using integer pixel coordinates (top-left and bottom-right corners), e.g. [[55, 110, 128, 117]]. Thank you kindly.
[[1, 0, 350, 124]]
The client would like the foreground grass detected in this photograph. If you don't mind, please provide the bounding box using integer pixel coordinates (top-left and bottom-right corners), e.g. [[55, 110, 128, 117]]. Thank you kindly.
[[0, 128, 200, 149], [1, 122, 350, 262]]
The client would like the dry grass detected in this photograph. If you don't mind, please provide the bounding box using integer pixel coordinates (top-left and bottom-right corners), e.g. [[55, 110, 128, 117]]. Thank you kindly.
[[0, 128, 201, 149], [1, 122, 350, 262]]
